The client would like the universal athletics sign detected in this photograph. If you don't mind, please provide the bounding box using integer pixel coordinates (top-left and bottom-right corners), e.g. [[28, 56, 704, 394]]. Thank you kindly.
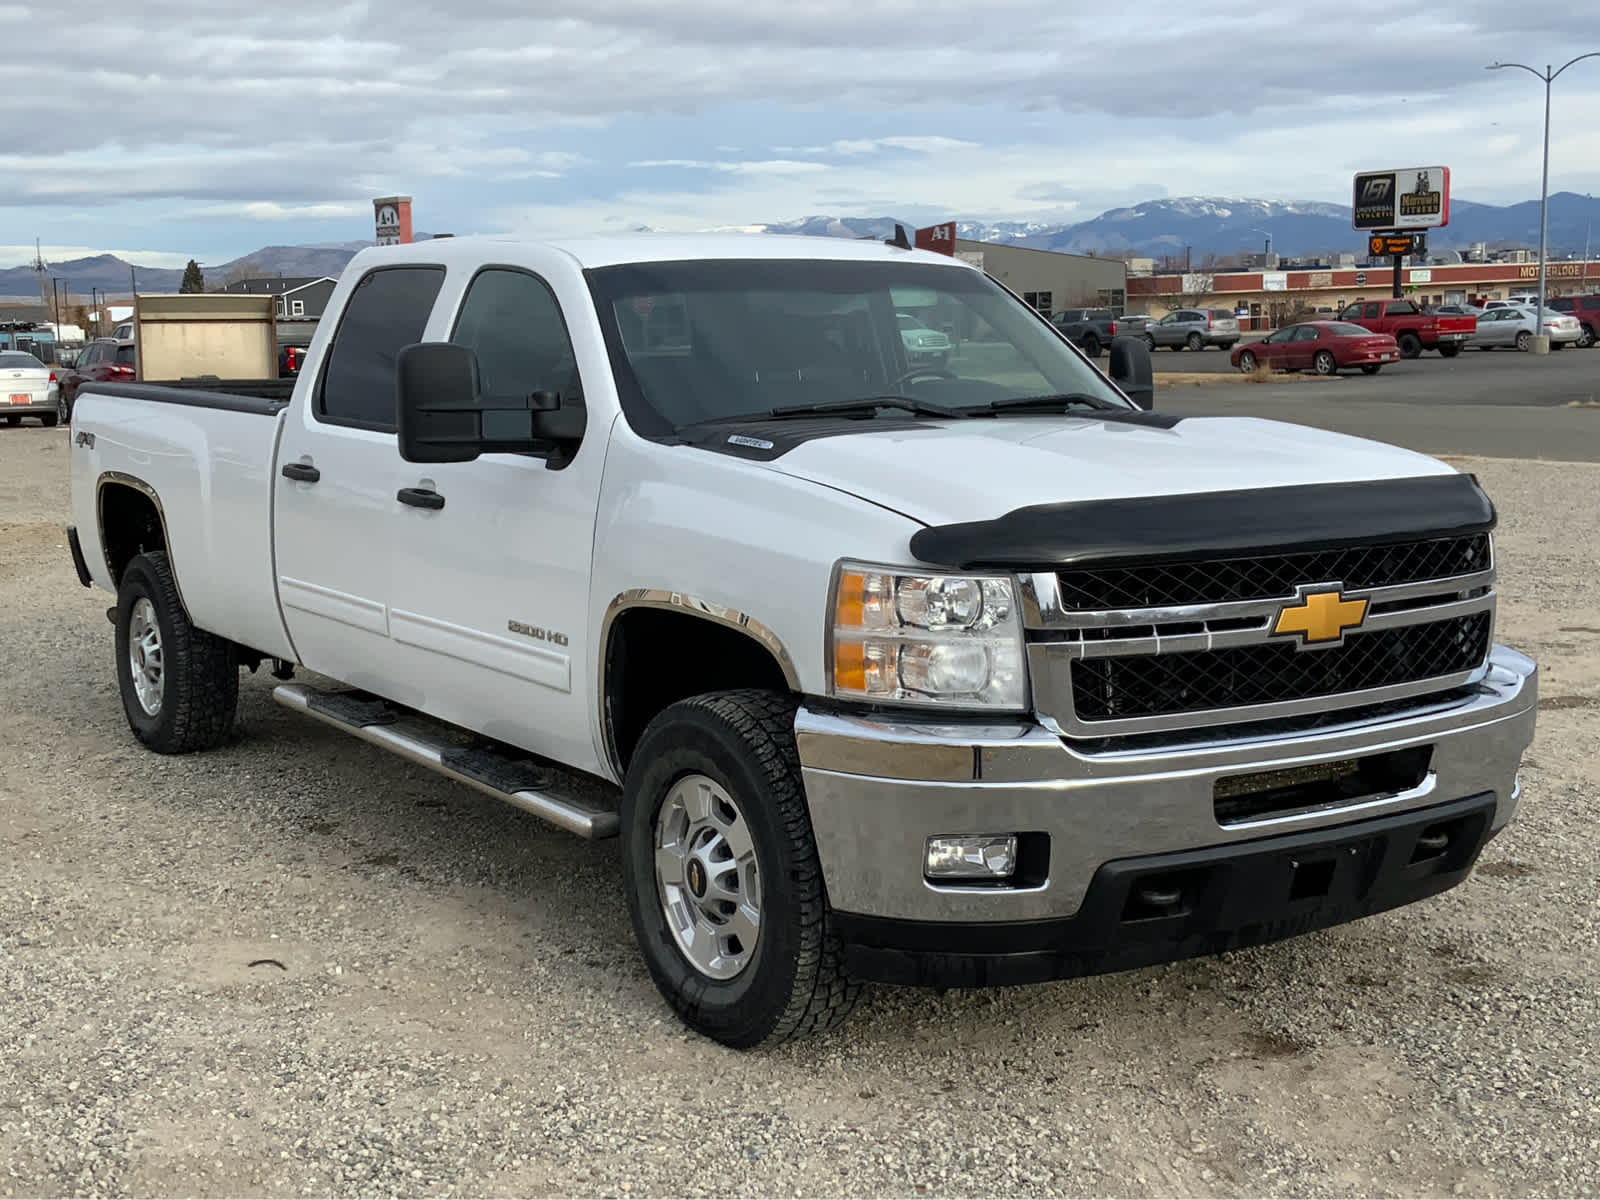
[[1353, 167, 1451, 230]]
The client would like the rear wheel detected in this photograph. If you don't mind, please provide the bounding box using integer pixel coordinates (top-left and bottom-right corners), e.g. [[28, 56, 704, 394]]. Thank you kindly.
[[1437, 343, 1461, 358], [1143, 333, 1156, 350], [114, 551, 239, 754], [1579, 324, 1596, 348], [1360, 364, 1382, 375], [1185, 332, 1203, 351], [1397, 332, 1422, 359], [1515, 330, 1532, 352], [621, 690, 862, 1048], [40, 411, 58, 428], [4, 415, 18, 427], [1237, 350, 1258, 373], [1312, 350, 1338, 375], [1080, 334, 1101, 358]]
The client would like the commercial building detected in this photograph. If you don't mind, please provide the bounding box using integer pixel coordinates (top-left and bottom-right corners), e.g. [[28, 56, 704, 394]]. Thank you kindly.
[[1126, 259, 1600, 329], [953, 239, 1128, 317]]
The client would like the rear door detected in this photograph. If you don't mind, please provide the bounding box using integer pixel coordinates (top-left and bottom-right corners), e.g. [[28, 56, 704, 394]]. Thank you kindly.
[[273, 264, 446, 690]]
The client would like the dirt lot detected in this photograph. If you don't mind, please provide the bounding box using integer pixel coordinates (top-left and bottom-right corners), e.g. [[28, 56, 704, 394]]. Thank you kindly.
[[2, 423, 1597, 1198]]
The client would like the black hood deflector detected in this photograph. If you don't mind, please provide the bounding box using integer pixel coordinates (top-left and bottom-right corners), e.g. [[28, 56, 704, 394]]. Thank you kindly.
[[908, 472, 1496, 570]]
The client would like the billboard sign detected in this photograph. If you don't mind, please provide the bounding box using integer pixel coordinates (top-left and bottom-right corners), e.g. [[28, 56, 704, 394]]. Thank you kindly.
[[914, 222, 957, 255], [1353, 167, 1450, 230]]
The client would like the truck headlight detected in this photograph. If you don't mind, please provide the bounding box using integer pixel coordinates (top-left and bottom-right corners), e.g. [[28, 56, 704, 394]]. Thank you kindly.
[[828, 565, 1027, 710]]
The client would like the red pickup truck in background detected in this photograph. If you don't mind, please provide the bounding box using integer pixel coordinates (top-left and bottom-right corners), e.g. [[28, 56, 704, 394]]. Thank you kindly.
[[1337, 299, 1475, 359]]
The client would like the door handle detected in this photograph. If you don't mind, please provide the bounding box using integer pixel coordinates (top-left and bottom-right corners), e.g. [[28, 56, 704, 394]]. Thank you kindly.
[[397, 487, 445, 510], [281, 462, 321, 483]]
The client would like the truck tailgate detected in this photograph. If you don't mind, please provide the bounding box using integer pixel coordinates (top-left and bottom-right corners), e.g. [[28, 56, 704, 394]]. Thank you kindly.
[[70, 384, 296, 661]]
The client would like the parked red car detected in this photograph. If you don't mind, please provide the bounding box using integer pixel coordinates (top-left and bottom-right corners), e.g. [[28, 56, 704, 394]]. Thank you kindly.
[[1231, 321, 1401, 376], [1548, 294, 1600, 348], [57, 338, 136, 419]]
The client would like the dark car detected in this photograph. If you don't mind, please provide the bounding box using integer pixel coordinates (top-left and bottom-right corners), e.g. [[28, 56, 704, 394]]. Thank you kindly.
[[1049, 307, 1120, 357], [1230, 321, 1400, 376], [1548, 294, 1600, 347], [58, 338, 135, 418]]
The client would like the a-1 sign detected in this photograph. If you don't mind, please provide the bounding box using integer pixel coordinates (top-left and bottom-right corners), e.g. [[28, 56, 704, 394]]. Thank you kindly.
[[1353, 167, 1450, 230], [914, 222, 957, 255]]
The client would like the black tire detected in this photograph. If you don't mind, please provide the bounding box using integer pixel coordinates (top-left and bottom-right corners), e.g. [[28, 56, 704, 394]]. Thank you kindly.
[[1360, 364, 1382, 375], [1081, 334, 1101, 358], [620, 689, 862, 1048], [114, 551, 238, 754], [1143, 333, 1155, 350], [1237, 350, 1258, 373], [1185, 332, 1203, 351], [1580, 324, 1596, 349], [1218, 341, 1237, 351], [4, 414, 18, 427], [1437, 343, 1461, 358], [1515, 330, 1531, 352], [40, 411, 58, 428], [1397, 333, 1422, 359], [1312, 349, 1338, 375]]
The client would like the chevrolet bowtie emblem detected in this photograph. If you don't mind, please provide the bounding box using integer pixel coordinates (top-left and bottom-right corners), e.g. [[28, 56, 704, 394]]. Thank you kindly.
[[1273, 587, 1369, 647]]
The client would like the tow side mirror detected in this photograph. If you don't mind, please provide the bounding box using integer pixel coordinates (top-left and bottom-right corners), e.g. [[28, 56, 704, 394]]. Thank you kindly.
[[1109, 334, 1154, 410], [396, 342, 585, 465]]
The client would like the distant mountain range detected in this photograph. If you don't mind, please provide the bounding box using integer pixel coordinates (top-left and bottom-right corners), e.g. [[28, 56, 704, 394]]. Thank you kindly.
[[5, 194, 1598, 302]]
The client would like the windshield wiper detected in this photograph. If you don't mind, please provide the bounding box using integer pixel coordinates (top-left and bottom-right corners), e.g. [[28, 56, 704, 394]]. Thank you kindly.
[[761, 395, 963, 420], [963, 393, 1126, 416]]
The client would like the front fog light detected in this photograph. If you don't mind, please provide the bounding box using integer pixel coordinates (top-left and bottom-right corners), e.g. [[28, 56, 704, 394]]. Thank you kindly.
[[925, 835, 1018, 880]]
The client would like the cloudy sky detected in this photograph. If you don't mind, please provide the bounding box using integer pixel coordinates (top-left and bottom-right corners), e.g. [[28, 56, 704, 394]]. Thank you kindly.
[[5, 0, 1600, 269]]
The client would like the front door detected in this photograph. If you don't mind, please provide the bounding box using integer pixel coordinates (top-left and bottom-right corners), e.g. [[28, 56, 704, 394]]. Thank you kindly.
[[274, 264, 446, 691], [383, 261, 610, 775], [1282, 325, 1320, 370]]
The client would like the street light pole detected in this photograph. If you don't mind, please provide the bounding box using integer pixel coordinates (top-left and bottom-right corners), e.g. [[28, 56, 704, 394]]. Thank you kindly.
[[1488, 52, 1600, 352]]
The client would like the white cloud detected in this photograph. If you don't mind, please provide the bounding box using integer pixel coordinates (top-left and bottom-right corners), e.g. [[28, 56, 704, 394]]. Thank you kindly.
[[1, 245, 196, 270], [187, 202, 371, 222]]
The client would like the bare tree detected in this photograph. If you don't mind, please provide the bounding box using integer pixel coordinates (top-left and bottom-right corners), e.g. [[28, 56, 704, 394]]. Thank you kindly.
[[220, 258, 263, 288], [1179, 273, 1216, 307]]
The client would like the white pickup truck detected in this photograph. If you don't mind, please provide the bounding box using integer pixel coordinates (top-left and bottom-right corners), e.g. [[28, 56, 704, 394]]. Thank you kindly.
[[66, 233, 1537, 1048]]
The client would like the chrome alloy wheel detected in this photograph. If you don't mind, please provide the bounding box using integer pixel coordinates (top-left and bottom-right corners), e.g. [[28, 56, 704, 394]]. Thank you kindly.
[[128, 597, 165, 716], [654, 774, 761, 980]]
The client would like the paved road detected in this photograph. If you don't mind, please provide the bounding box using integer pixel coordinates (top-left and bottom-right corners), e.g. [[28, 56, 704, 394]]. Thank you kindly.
[[1146, 345, 1600, 461]]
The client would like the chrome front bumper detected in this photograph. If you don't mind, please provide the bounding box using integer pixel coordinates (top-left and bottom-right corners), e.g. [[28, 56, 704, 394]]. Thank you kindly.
[[796, 645, 1537, 925]]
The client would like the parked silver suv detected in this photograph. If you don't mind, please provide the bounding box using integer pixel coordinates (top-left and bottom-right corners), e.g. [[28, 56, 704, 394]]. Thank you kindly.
[[1146, 307, 1240, 351]]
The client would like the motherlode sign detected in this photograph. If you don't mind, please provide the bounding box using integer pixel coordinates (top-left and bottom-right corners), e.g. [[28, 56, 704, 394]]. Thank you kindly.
[[1353, 167, 1451, 230]]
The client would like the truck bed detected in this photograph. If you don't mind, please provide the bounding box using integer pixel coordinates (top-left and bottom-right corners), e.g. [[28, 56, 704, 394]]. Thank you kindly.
[[70, 380, 296, 661]]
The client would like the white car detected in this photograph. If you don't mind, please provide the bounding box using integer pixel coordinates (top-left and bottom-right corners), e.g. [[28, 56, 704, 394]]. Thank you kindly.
[[1469, 305, 1583, 351], [0, 350, 63, 427], [896, 311, 951, 365]]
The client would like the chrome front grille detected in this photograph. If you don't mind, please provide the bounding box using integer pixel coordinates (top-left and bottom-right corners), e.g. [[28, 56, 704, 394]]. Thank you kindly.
[[1021, 538, 1497, 738]]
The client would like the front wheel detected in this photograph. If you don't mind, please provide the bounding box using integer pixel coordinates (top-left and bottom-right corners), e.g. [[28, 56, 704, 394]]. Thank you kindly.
[[621, 690, 862, 1048], [115, 551, 239, 753], [1312, 350, 1338, 375], [1236, 350, 1258, 373], [1080, 334, 1101, 358], [1579, 324, 1596, 349]]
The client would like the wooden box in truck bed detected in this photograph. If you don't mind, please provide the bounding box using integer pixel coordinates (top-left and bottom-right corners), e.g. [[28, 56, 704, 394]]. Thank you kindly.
[[132, 293, 278, 381]]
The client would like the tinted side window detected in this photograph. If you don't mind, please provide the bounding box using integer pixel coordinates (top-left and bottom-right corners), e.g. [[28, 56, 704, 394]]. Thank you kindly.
[[451, 268, 583, 406], [319, 266, 445, 428], [1363, 302, 1383, 318], [115, 345, 136, 365]]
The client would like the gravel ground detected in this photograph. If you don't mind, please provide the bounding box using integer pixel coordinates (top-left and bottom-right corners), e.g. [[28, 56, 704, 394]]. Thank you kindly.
[[1, 423, 1597, 1198]]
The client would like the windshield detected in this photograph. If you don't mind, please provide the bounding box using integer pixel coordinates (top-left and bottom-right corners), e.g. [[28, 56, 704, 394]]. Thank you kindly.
[[0, 352, 44, 369], [585, 258, 1129, 434]]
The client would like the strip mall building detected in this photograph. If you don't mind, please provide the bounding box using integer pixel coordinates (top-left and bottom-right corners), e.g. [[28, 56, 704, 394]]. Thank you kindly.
[[1126, 259, 1600, 330]]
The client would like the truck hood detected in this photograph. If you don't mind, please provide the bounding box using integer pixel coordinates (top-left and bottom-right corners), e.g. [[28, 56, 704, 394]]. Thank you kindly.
[[761, 414, 1455, 528]]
